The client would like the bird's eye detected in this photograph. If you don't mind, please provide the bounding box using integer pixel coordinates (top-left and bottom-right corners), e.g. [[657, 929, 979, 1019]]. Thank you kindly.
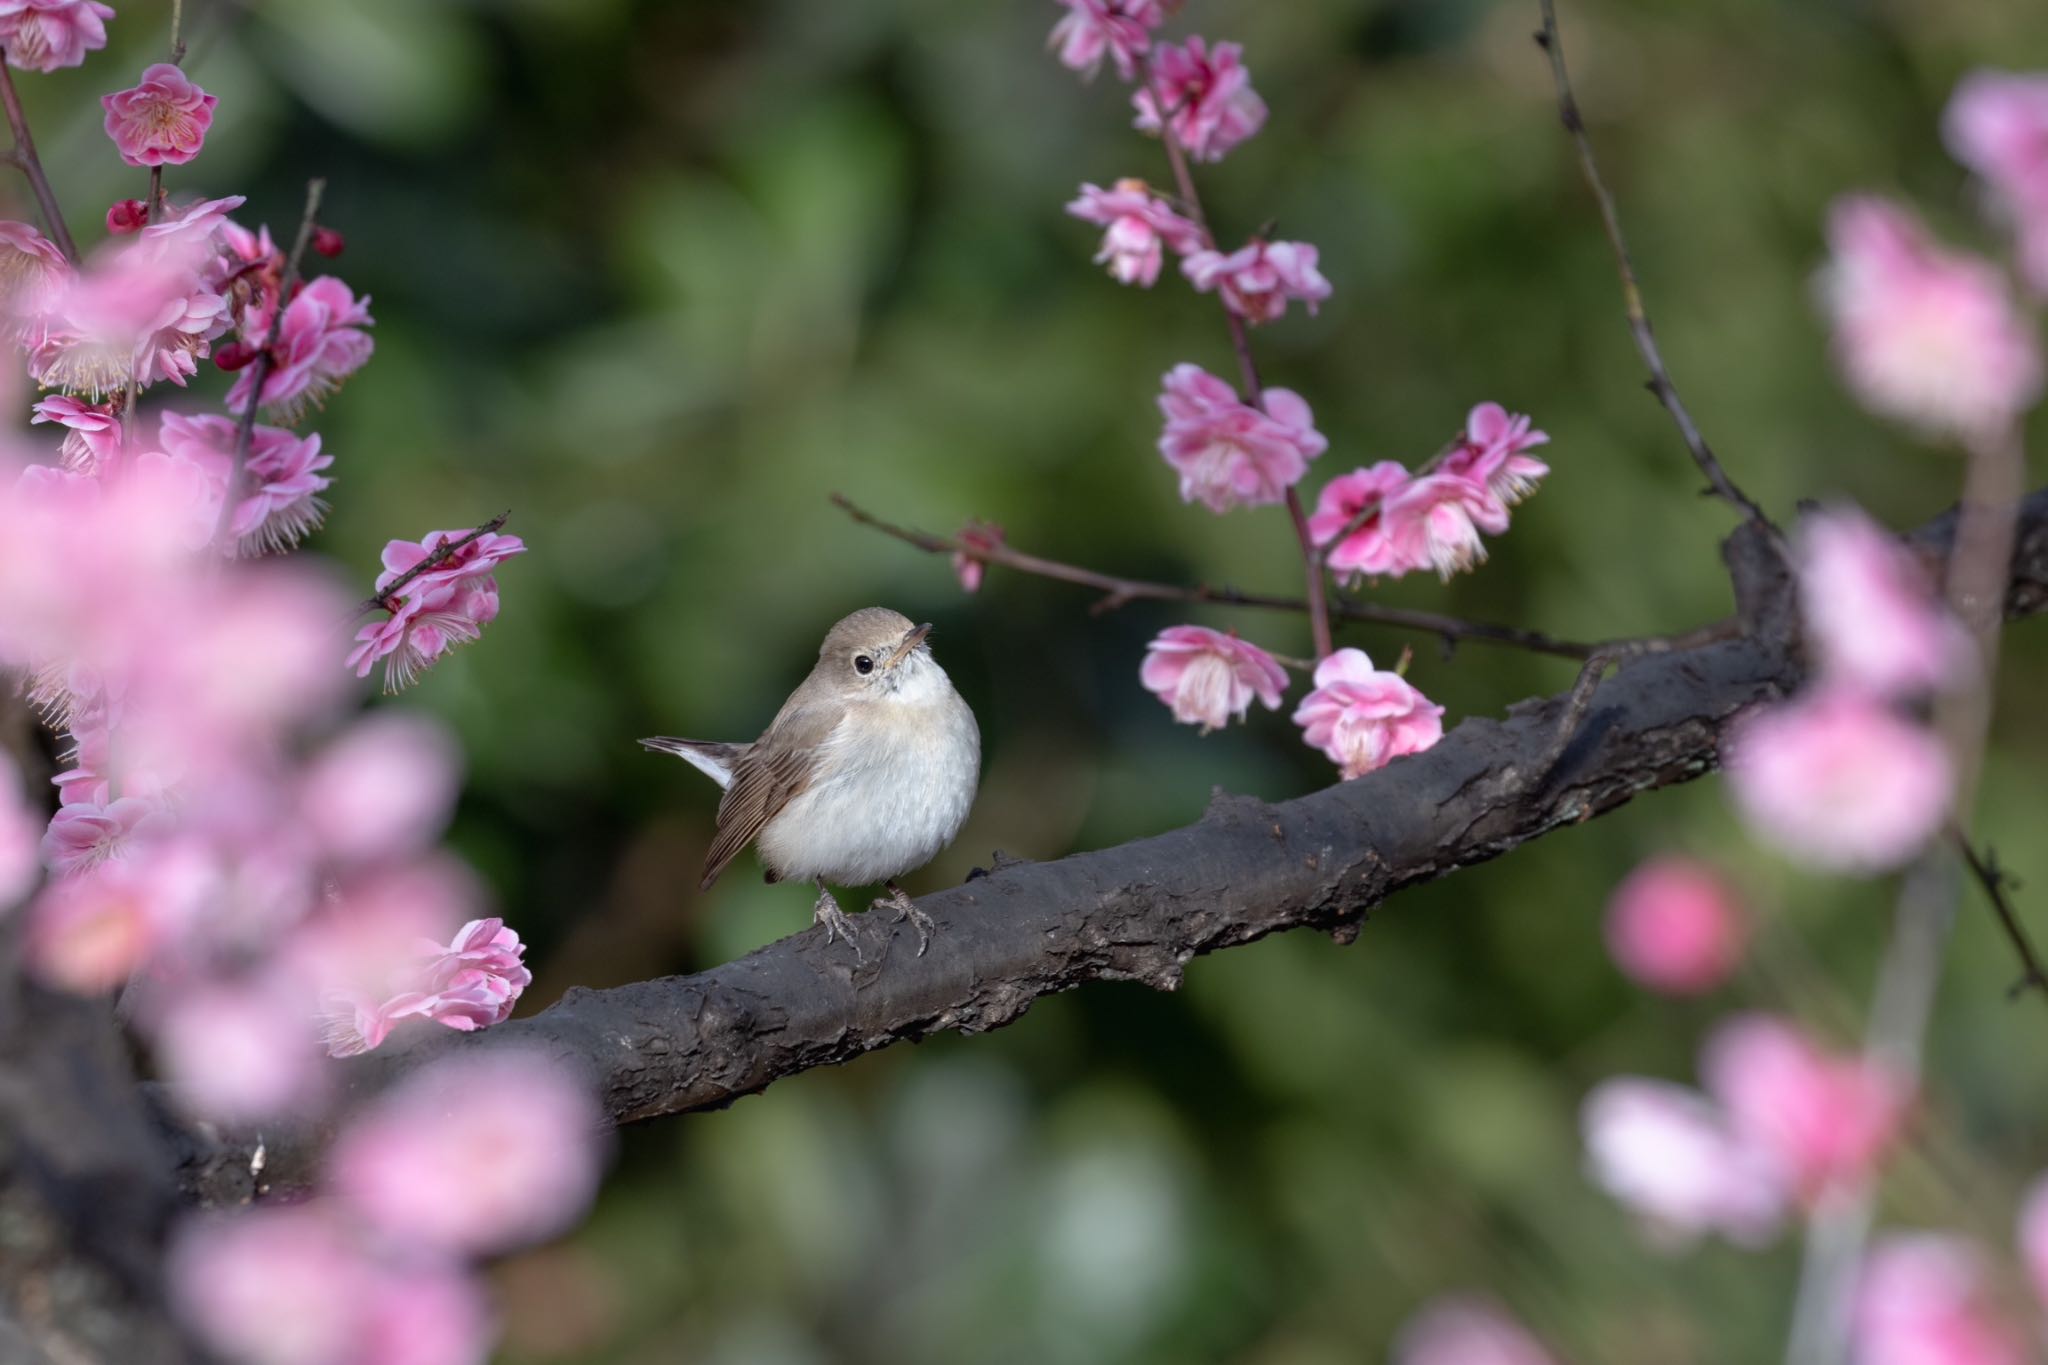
[[854, 654, 874, 675]]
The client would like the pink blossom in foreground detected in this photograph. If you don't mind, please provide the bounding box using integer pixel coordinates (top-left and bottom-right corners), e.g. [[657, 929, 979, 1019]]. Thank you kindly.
[[27, 239, 230, 398], [329, 1050, 605, 1256], [1703, 1014, 1906, 1205], [346, 528, 525, 693], [23, 852, 204, 993], [170, 1204, 494, 1365], [1446, 402, 1550, 507], [1393, 1297, 1559, 1365], [1379, 468, 1511, 581], [1066, 179, 1200, 288], [300, 712, 461, 865], [1139, 625, 1288, 733], [152, 979, 325, 1123], [1853, 1235, 2028, 1365], [2021, 1174, 2048, 1310], [1307, 461, 1414, 583], [1725, 688, 1953, 873], [1155, 363, 1327, 512], [0, 220, 70, 327], [156, 410, 333, 555], [1047, 0, 1162, 82], [226, 275, 374, 419], [950, 519, 1004, 594], [1820, 196, 2041, 443], [1581, 1078, 1786, 1249], [1132, 36, 1267, 163], [0, 0, 112, 72], [1292, 648, 1444, 779], [0, 754, 38, 908], [29, 394, 119, 472], [1943, 70, 2048, 295], [1799, 507, 1968, 699], [1604, 856, 1748, 996], [1182, 239, 1331, 323], [102, 62, 216, 167], [39, 795, 163, 874], [319, 914, 530, 1058]]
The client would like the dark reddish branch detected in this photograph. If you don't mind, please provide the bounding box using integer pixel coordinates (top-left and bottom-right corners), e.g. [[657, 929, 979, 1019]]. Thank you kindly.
[[160, 490, 2048, 1208]]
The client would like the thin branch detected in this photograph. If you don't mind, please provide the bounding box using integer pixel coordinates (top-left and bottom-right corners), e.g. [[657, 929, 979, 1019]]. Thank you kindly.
[[1951, 831, 2048, 1002], [0, 53, 76, 262], [1147, 73, 1335, 660], [212, 178, 325, 552], [832, 492, 1608, 659], [351, 511, 512, 618], [157, 492, 2048, 1208], [1533, 2, 1772, 531]]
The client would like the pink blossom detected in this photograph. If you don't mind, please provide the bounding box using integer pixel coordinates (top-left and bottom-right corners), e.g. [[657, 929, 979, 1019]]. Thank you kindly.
[[1379, 468, 1511, 581], [39, 795, 163, 874], [1943, 70, 2048, 296], [1799, 507, 1969, 699], [0, 219, 70, 328], [29, 394, 119, 472], [1066, 179, 1200, 287], [318, 914, 530, 1059], [0, 0, 113, 73], [156, 410, 332, 555], [2019, 1173, 2048, 1310], [951, 518, 1003, 594], [23, 851, 206, 993], [1820, 196, 2041, 442], [1139, 625, 1288, 733], [1047, 0, 1162, 82], [1393, 1297, 1559, 1365], [226, 275, 374, 419], [1853, 1235, 2028, 1365], [300, 712, 461, 865], [27, 237, 230, 398], [1291, 648, 1445, 779], [170, 1206, 378, 1365], [151, 978, 325, 1123], [1155, 363, 1326, 513], [1604, 856, 1748, 996], [1725, 688, 1953, 873], [346, 528, 526, 693], [1132, 37, 1267, 163], [328, 1049, 605, 1256], [105, 197, 146, 234], [1307, 462, 1414, 583], [102, 62, 216, 167], [1581, 1078, 1787, 1249], [1703, 1014, 1907, 1205], [1182, 239, 1332, 323], [0, 753, 38, 908], [355, 1264, 492, 1365], [1445, 402, 1550, 507]]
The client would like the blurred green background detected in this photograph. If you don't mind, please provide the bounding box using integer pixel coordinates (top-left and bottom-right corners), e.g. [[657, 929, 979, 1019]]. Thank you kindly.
[[23, 0, 2048, 1359]]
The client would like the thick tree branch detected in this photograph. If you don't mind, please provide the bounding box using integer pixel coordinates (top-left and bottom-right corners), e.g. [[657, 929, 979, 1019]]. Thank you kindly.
[[156, 490, 2048, 1207]]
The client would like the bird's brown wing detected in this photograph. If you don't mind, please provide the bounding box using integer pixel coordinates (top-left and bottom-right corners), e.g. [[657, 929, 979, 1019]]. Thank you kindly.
[[698, 706, 840, 891]]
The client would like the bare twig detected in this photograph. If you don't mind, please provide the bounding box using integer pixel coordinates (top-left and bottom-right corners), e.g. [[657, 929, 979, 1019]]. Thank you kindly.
[[1148, 73, 1335, 660], [352, 511, 512, 618], [212, 178, 325, 552], [839, 491, 1637, 660], [0, 54, 76, 262], [1533, 2, 1772, 531], [1951, 832, 2048, 1002]]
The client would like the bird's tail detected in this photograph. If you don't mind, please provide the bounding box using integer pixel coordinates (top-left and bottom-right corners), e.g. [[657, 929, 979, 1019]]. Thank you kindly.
[[639, 737, 744, 791]]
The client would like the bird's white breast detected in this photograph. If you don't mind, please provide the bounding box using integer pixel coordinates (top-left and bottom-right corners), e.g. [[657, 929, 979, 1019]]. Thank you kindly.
[[757, 659, 980, 887]]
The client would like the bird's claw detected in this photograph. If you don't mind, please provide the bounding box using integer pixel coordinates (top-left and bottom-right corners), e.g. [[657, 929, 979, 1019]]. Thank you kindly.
[[875, 885, 934, 957], [813, 890, 865, 965]]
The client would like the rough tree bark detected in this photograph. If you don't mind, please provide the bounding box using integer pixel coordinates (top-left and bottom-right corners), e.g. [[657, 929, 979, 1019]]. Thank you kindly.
[[157, 493, 2048, 1209]]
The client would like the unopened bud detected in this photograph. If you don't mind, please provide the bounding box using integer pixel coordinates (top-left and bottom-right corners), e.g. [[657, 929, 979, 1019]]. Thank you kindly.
[[105, 199, 148, 234], [212, 341, 261, 372], [311, 226, 346, 258]]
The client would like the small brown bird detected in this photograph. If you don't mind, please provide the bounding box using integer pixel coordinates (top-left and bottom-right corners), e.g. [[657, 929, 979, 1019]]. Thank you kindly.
[[641, 608, 980, 959]]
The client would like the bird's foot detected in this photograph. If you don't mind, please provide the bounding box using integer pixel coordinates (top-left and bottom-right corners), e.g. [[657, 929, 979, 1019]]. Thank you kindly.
[[874, 882, 934, 957], [813, 887, 865, 965]]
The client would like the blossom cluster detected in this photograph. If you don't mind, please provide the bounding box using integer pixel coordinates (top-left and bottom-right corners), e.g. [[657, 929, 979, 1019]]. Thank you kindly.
[[1020, 7, 1557, 783], [0, 17, 571, 1364]]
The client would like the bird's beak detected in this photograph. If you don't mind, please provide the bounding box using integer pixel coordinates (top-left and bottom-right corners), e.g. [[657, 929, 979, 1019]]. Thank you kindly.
[[883, 622, 933, 671]]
